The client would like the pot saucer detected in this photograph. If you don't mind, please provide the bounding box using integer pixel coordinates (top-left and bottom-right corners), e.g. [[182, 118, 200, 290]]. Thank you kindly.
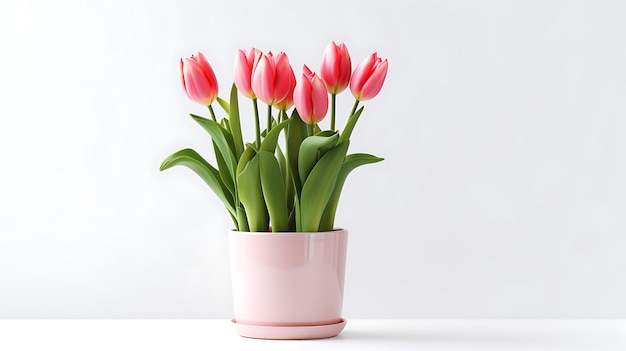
[[231, 319, 347, 340]]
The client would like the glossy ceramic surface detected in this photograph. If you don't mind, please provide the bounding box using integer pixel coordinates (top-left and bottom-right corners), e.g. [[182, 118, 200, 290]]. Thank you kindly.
[[229, 229, 348, 328]]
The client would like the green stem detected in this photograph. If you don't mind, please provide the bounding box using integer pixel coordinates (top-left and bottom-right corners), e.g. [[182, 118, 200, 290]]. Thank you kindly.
[[267, 105, 273, 134], [208, 105, 217, 122], [307, 123, 314, 137], [349, 99, 360, 119], [253, 98, 260, 148], [330, 93, 336, 131]]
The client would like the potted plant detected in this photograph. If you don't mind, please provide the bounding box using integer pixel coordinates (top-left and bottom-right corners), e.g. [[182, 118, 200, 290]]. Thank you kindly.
[[161, 42, 388, 339]]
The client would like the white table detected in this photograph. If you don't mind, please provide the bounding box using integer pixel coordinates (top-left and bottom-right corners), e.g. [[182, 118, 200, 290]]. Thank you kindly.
[[1, 319, 625, 350]]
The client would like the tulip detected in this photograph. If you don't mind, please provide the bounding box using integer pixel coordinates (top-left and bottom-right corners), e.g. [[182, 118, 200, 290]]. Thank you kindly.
[[234, 48, 262, 99], [273, 67, 296, 111], [320, 42, 352, 94], [350, 53, 388, 101], [180, 52, 219, 106], [251, 52, 294, 106], [294, 65, 328, 125]]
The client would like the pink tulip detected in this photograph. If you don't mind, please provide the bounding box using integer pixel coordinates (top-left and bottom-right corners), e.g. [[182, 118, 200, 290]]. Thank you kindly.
[[234, 48, 262, 99], [320, 42, 351, 94], [180, 52, 219, 106], [273, 67, 296, 110], [349, 53, 388, 101], [294, 65, 329, 125], [251, 52, 294, 106]]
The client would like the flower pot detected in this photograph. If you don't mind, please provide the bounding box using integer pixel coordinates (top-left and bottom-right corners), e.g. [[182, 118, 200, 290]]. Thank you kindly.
[[228, 229, 349, 339]]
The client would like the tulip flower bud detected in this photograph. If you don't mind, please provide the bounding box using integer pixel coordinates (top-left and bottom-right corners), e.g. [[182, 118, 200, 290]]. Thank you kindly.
[[273, 67, 296, 110], [320, 42, 352, 94], [350, 53, 388, 101], [234, 48, 262, 99], [180, 52, 219, 106], [252, 52, 295, 106], [294, 65, 329, 124]]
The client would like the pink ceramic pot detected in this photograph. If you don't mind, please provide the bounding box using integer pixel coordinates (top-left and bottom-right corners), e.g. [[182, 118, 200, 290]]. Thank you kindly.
[[228, 229, 348, 339]]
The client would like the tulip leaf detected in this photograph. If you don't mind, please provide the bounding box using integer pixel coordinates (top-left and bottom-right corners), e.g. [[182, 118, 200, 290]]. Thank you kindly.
[[191, 114, 237, 183], [338, 106, 364, 144], [228, 84, 244, 159], [313, 124, 322, 134], [160, 148, 236, 218], [277, 145, 296, 231], [294, 195, 302, 232], [298, 132, 339, 185], [236, 205, 249, 232], [286, 110, 308, 194], [315, 130, 336, 137], [237, 154, 268, 232], [259, 118, 290, 153], [258, 151, 288, 232], [237, 144, 257, 176], [276, 145, 287, 184], [318, 153, 385, 231], [217, 97, 230, 115], [299, 140, 349, 232], [220, 118, 231, 133], [276, 145, 291, 203], [213, 141, 235, 198]]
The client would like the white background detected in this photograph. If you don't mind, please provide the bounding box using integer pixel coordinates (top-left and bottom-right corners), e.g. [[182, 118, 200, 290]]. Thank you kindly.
[[1, 0, 625, 319]]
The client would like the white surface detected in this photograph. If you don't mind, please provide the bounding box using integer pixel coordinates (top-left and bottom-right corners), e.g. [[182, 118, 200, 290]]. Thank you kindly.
[[1, 320, 625, 351], [2, 0, 626, 318]]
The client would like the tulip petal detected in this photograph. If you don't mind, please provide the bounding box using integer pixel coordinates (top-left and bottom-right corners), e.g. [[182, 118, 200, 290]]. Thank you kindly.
[[320, 43, 340, 92], [252, 55, 275, 105], [359, 59, 388, 101], [294, 74, 313, 123], [350, 53, 377, 99], [234, 50, 253, 98], [310, 75, 328, 123], [273, 53, 293, 103], [180, 53, 219, 106], [184, 58, 215, 105]]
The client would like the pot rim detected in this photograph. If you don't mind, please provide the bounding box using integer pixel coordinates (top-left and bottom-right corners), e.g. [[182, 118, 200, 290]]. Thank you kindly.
[[229, 228, 346, 235]]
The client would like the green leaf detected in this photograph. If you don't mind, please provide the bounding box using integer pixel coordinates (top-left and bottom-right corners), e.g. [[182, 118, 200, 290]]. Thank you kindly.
[[277, 145, 296, 231], [160, 148, 236, 217], [220, 118, 231, 133], [259, 118, 290, 153], [286, 110, 308, 194], [276, 145, 287, 184], [258, 151, 288, 232], [237, 154, 268, 232], [294, 195, 302, 232], [318, 153, 384, 231], [237, 144, 257, 176], [299, 140, 350, 232], [338, 106, 364, 144], [298, 132, 339, 186], [191, 114, 237, 182], [213, 141, 234, 199], [313, 124, 322, 134], [228, 84, 245, 159], [217, 97, 230, 115], [236, 205, 249, 232]]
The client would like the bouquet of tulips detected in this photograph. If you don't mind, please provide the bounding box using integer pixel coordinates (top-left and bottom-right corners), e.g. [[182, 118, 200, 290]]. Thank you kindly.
[[161, 42, 388, 232]]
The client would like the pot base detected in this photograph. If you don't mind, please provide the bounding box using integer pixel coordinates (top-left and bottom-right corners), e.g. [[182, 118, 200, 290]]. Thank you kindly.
[[231, 318, 347, 340]]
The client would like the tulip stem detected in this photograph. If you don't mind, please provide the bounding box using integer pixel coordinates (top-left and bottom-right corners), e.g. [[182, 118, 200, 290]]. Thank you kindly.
[[330, 93, 336, 131], [267, 105, 273, 134], [253, 98, 261, 148], [349, 99, 360, 119], [208, 105, 217, 122], [307, 124, 314, 137]]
